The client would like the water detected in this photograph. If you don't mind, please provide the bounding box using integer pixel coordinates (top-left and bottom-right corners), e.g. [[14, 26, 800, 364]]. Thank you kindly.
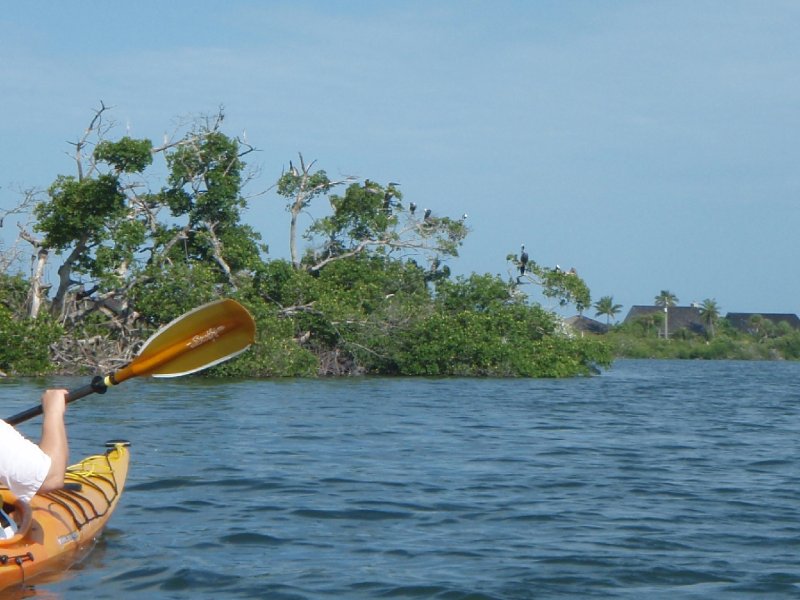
[[3, 359, 800, 599]]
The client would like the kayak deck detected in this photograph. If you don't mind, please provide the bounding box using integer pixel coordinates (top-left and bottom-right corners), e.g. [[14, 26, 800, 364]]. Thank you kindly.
[[0, 440, 130, 591]]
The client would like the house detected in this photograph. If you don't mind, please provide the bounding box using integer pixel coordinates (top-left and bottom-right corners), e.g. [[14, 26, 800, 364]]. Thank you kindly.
[[565, 315, 609, 335], [622, 305, 707, 337], [725, 313, 800, 334]]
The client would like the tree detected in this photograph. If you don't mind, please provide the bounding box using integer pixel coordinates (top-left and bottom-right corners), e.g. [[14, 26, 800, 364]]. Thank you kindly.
[[594, 295, 623, 325], [699, 298, 720, 338], [22, 105, 265, 328], [153, 117, 265, 288], [275, 154, 355, 270], [0, 274, 63, 374], [30, 104, 153, 318], [435, 273, 517, 314], [747, 314, 766, 340], [654, 290, 678, 339], [5, 105, 271, 375], [3, 105, 614, 378], [276, 161, 467, 276], [654, 290, 678, 307], [304, 179, 469, 275], [509, 252, 591, 313]]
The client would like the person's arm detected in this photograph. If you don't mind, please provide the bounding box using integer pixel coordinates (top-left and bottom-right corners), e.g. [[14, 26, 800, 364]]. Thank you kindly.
[[37, 389, 69, 494]]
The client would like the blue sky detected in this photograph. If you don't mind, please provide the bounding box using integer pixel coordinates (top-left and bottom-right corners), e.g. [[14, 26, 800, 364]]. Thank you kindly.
[[1, 1, 798, 317]]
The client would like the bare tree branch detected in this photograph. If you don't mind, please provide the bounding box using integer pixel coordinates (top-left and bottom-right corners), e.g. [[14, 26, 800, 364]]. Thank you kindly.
[[67, 101, 114, 181]]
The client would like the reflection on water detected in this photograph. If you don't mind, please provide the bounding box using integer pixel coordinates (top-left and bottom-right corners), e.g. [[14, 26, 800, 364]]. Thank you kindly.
[[5, 537, 107, 599]]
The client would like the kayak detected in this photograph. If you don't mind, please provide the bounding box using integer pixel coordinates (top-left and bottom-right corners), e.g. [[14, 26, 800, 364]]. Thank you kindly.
[[0, 440, 130, 591]]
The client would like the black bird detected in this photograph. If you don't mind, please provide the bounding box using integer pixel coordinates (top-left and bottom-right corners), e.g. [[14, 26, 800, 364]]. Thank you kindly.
[[409, 202, 417, 215], [423, 208, 432, 220], [520, 244, 529, 275]]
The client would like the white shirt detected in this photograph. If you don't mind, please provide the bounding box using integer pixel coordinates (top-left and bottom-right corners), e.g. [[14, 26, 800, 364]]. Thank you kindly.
[[0, 420, 51, 503]]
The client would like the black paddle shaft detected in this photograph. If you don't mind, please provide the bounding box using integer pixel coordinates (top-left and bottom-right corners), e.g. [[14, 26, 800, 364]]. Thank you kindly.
[[4, 376, 108, 427]]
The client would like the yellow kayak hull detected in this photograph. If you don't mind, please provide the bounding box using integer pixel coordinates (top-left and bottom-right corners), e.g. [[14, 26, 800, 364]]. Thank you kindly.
[[0, 441, 130, 591]]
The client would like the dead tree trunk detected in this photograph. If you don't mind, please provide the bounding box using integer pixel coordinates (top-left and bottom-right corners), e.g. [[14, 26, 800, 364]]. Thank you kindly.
[[18, 229, 49, 318]]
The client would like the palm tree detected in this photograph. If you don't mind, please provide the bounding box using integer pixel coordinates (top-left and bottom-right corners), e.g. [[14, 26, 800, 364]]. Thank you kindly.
[[654, 290, 678, 339], [654, 290, 679, 308], [594, 295, 623, 325], [699, 298, 720, 338], [748, 314, 766, 340]]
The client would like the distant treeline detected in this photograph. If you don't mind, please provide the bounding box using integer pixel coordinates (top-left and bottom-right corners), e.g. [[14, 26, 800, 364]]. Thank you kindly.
[[604, 314, 800, 361]]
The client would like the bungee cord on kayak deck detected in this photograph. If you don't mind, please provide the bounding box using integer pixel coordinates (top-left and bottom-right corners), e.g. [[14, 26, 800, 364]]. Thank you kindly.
[[42, 442, 129, 533]]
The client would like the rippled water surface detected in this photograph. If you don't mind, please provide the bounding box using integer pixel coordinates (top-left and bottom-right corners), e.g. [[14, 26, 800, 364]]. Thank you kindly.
[[3, 359, 800, 599]]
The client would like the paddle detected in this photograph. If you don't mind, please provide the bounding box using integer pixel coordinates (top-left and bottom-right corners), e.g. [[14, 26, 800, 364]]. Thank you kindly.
[[5, 298, 256, 426]]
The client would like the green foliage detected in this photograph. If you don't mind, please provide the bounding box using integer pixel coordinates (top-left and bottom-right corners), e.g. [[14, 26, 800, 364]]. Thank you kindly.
[[245, 258, 609, 378], [309, 256, 430, 362], [94, 137, 154, 173], [251, 259, 318, 309], [0, 279, 68, 381], [93, 218, 148, 288], [166, 132, 243, 223], [537, 267, 591, 313], [34, 120, 264, 321], [305, 181, 467, 268], [277, 168, 332, 208], [774, 331, 800, 359], [316, 181, 399, 246], [434, 273, 517, 313], [33, 134, 158, 311], [606, 313, 800, 361], [36, 174, 127, 251], [0, 273, 30, 310], [129, 262, 220, 326], [0, 306, 63, 375], [509, 252, 591, 313], [210, 310, 317, 377], [159, 130, 263, 273], [322, 269, 610, 377], [594, 295, 623, 324], [385, 303, 610, 377], [655, 290, 679, 307], [699, 298, 721, 338]]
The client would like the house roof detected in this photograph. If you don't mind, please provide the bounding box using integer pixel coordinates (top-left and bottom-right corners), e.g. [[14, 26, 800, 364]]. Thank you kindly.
[[725, 312, 800, 332], [565, 315, 609, 334], [623, 305, 707, 336]]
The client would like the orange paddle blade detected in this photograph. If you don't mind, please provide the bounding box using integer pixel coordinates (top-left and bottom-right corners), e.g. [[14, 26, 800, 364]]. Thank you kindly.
[[113, 299, 256, 382]]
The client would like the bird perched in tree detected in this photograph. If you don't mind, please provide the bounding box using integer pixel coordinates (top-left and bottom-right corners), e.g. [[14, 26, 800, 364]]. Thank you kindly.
[[409, 202, 417, 215], [423, 208, 432, 220], [520, 244, 529, 275]]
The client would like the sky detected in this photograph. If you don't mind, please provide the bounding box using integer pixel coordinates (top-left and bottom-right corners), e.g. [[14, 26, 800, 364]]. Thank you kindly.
[[1, 1, 798, 317]]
